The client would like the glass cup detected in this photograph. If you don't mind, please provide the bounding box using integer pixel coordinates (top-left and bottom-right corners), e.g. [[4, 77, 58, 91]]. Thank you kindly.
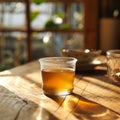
[[39, 57, 77, 96], [106, 49, 120, 83]]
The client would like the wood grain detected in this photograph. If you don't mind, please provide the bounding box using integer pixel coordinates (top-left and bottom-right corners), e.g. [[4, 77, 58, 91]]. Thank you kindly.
[[0, 60, 120, 119]]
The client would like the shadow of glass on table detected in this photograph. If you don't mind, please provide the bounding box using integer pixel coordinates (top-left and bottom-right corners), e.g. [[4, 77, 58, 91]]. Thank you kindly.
[[46, 93, 120, 120]]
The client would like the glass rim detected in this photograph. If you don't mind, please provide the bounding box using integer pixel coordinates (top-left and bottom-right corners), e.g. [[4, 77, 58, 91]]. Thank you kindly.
[[39, 57, 77, 63], [107, 49, 120, 57]]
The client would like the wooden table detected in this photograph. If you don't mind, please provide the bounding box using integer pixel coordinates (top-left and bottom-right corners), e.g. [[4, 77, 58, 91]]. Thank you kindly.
[[0, 60, 120, 120]]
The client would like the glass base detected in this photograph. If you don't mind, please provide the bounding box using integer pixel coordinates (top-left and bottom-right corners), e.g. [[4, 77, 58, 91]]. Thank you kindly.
[[43, 89, 73, 96]]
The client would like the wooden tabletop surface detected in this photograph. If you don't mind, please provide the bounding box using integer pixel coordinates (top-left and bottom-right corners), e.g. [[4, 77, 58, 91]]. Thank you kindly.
[[0, 60, 120, 120]]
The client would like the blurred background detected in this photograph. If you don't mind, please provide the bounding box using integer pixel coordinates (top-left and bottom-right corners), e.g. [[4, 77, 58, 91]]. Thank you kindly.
[[0, 0, 120, 71]]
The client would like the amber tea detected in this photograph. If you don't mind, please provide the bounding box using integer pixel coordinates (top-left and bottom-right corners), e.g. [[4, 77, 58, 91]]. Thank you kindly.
[[42, 69, 75, 95], [39, 57, 77, 96]]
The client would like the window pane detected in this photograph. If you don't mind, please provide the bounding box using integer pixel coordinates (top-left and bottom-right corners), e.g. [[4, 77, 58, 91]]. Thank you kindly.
[[31, 32, 84, 60], [0, 32, 27, 71]]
